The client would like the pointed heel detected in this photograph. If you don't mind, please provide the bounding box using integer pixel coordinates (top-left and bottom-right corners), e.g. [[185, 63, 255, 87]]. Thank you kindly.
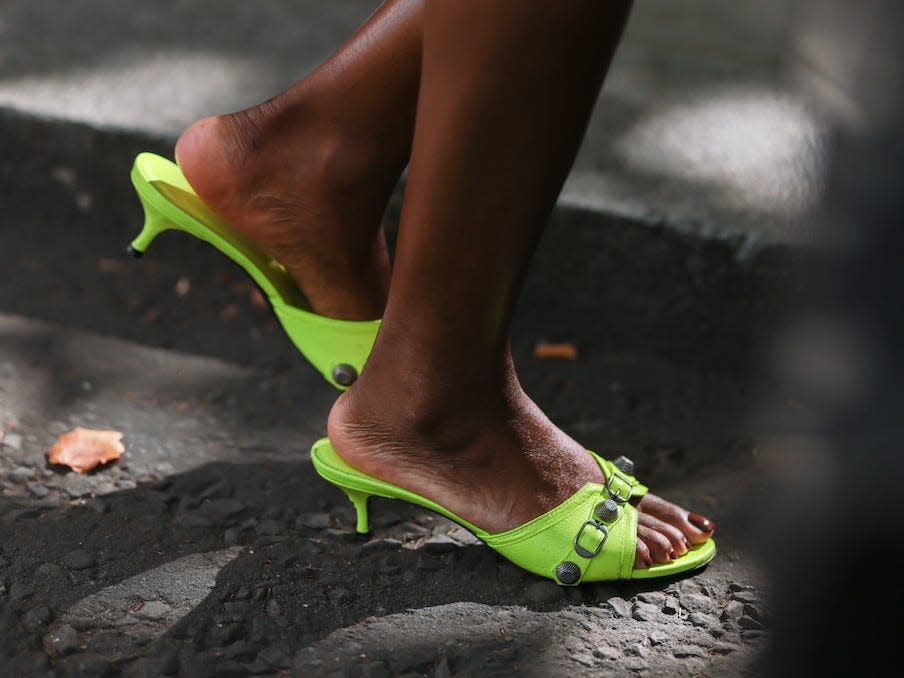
[[342, 488, 371, 534], [129, 195, 173, 256]]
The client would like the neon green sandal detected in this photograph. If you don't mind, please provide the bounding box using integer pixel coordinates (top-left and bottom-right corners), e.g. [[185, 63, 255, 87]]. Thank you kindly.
[[128, 152, 380, 390], [310, 438, 716, 585]]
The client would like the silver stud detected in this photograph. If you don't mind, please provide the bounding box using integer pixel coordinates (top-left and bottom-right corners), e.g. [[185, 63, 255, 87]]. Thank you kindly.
[[594, 498, 619, 522], [613, 455, 635, 476], [555, 561, 581, 585], [331, 364, 358, 386]]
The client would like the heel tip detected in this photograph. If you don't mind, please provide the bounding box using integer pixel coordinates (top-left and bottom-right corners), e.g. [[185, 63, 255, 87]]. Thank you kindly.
[[126, 245, 143, 259]]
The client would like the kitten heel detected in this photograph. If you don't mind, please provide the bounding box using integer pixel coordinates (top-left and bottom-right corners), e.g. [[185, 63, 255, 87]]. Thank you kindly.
[[342, 488, 371, 534], [128, 194, 173, 256]]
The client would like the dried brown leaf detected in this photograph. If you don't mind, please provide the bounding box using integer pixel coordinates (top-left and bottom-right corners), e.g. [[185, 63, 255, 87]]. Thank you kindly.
[[534, 342, 578, 359], [47, 427, 124, 473], [249, 287, 268, 311]]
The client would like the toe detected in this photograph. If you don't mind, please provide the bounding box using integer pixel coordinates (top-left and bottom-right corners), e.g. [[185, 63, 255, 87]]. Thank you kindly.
[[637, 518, 676, 563], [635, 537, 653, 569], [637, 493, 715, 546], [637, 511, 690, 556]]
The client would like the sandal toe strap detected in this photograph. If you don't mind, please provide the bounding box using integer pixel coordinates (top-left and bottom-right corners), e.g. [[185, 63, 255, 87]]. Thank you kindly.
[[484, 484, 639, 586]]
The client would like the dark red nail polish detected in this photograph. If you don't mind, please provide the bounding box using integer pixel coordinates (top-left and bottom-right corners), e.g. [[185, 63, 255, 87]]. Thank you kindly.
[[689, 513, 715, 532], [669, 550, 676, 560], [644, 556, 653, 567], [684, 539, 692, 550]]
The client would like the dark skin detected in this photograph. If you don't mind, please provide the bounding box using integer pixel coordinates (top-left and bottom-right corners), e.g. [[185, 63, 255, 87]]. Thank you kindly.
[[176, 0, 715, 568]]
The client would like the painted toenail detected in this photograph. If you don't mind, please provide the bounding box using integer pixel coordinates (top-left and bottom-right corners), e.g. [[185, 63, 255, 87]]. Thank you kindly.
[[669, 549, 676, 560], [684, 539, 691, 549], [688, 513, 715, 532]]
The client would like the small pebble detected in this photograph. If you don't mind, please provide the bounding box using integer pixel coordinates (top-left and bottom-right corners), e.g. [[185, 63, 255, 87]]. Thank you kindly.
[[731, 590, 758, 604], [446, 526, 481, 545], [672, 644, 706, 659], [648, 629, 670, 646], [26, 482, 49, 498], [620, 657, 648, 672], [632, 602, 660, 622], [636, 591, 666, 606], [662, 596, 680, 615], [593, 646, 619, 661], [712, 643, 739, 655], [687, 612, 720, 628], [63, 549, 96, 570], [743, 603, 764, 622], [607, 596, 632, 618], [680, 592, 714, 613], [721, 600, 745, 622], [625, 643, 648, 658]]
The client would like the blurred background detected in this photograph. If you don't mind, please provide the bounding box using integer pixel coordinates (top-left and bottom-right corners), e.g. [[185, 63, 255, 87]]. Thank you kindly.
[[0, 0, 900, 675]]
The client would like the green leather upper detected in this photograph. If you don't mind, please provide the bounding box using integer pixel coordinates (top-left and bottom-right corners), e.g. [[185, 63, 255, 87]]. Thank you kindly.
[[310, 437, 714, 584], [130, 152, 380, 389]]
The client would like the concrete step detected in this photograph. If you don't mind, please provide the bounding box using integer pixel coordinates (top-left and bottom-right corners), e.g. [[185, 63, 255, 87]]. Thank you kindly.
[[0, 109, 800, 380], [0, 0, 823, 249]]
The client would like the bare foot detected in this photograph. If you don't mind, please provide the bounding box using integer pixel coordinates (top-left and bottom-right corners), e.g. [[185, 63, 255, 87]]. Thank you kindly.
[[174, 99, 395, 320], [328, 369, 714, 569]]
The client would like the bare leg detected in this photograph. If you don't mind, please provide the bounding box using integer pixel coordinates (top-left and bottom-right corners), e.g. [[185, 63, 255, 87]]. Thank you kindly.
[[177, 0, 715, 556], [175, 0, 424, 319], [329, 0, 712, 567]]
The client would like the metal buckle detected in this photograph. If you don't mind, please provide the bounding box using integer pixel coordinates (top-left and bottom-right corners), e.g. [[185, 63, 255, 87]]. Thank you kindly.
[[573, 519, 609, 558], [606, 471, 633, 504]]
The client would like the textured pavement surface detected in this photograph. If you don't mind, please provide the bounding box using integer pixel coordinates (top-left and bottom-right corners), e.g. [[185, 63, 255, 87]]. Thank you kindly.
[[0, 312, 771, 676], [0, 1, 824, 675]]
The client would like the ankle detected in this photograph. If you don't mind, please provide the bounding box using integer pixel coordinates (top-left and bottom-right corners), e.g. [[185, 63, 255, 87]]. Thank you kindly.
[[332, 354, 524, 451]]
